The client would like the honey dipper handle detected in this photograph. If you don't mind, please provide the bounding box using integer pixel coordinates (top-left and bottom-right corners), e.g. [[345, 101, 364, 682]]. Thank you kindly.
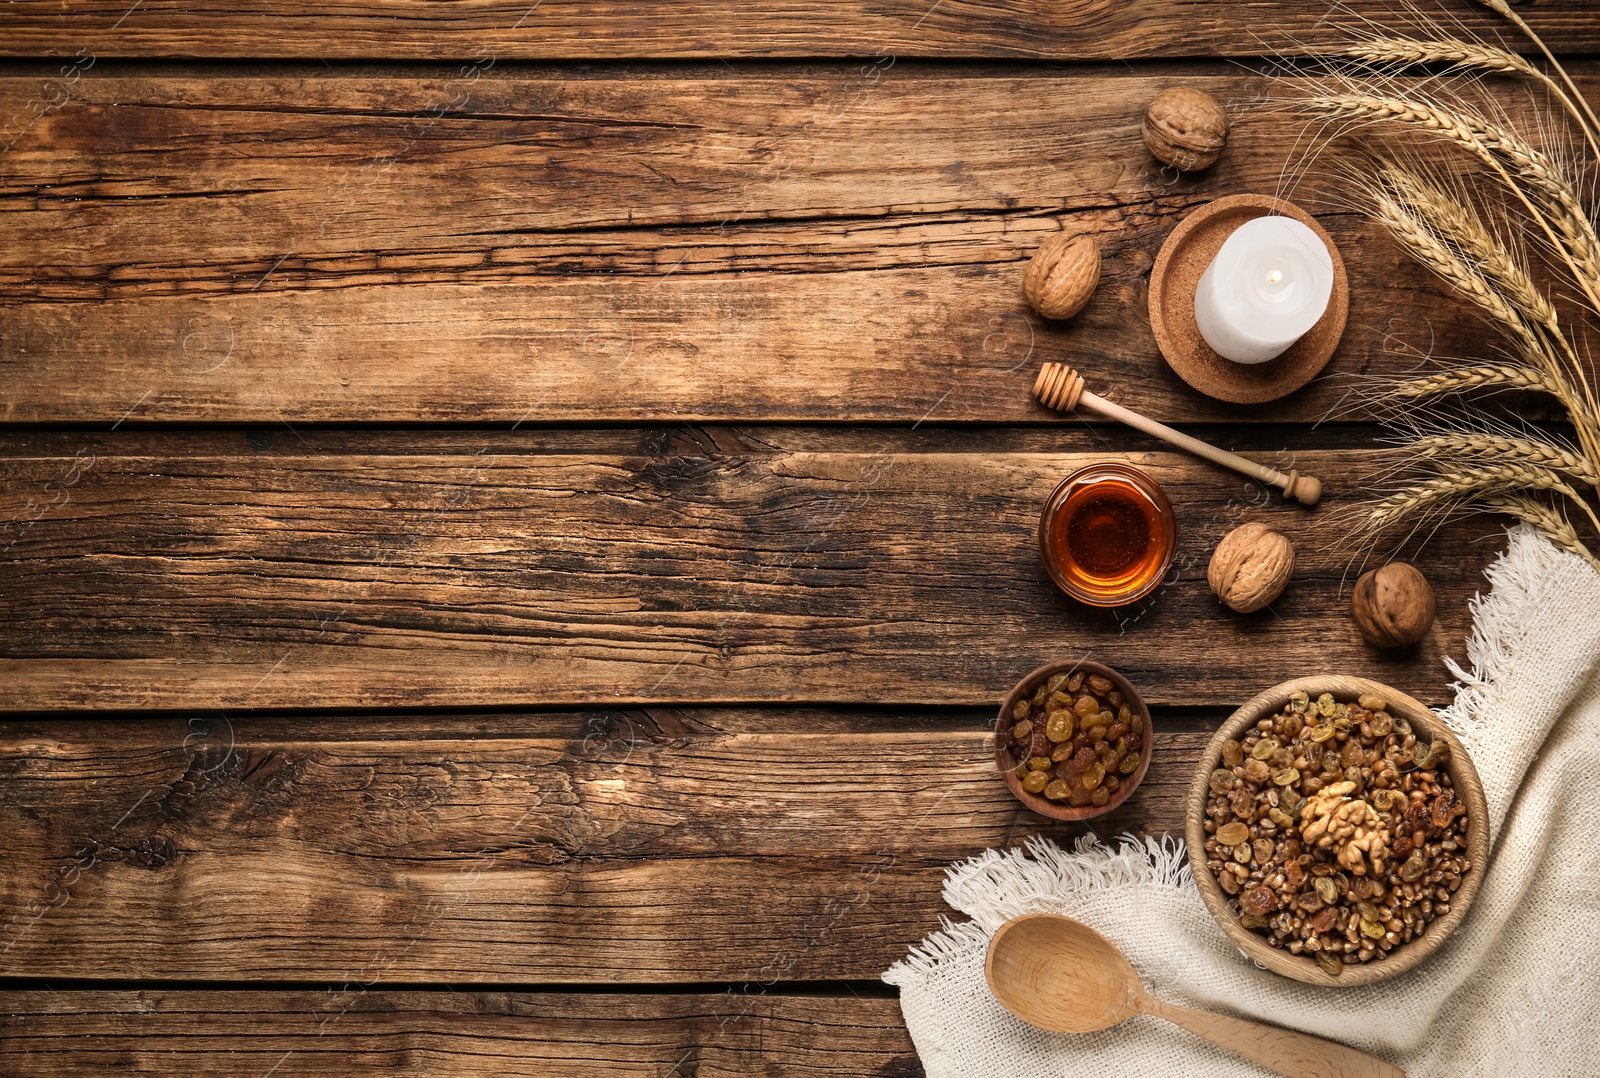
[[1141, 995, 1405, 1078], [1078, 390, 1322, 505]]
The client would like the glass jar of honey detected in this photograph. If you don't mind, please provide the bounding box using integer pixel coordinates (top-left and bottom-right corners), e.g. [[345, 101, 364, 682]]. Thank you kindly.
[[1039, 462, 1177, 607]]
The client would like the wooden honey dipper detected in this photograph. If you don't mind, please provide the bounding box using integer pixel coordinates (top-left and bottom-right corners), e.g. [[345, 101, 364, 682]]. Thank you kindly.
[[1032, 363, 1322, 505]]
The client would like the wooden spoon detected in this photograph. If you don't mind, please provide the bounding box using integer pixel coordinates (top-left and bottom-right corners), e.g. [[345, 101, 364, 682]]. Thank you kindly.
[[984, 914, 1404, 1078]]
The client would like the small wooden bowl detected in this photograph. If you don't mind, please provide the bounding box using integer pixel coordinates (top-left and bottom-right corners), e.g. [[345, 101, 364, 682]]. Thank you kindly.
[[1186, 675, 1488, 987], [996, 660, 1154, 821]]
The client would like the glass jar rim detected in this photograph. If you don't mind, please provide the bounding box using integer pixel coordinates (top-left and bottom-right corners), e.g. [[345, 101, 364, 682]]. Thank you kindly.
[[1038, 462, 1178, 607]]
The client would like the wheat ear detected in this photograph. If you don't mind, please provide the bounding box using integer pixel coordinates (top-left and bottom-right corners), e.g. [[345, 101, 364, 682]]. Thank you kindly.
[[1373, 163, 1600, 465], [1368, 462, 1599, 535], [1390, 364, 1566, 399], [1380, 164, 1558, 331], [1369, 186, 1547, 362], [1411, 433, 1599, 485], [1477, 492, 1600, 571], [1470, 0, 1600, 155], [1345, 35, 1600, 159], [1306, 94, 1600, 312]]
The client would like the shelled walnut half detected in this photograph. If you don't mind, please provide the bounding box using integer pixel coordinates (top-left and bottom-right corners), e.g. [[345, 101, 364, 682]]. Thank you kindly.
[[1301, 781, 1391, 876]]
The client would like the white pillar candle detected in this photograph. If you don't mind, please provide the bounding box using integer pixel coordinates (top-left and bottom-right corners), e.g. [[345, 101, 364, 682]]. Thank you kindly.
[[1192, 215, 1334, 365]]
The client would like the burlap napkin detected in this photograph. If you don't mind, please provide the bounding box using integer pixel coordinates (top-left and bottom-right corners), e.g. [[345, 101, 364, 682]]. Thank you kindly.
[[885, 526, 1600, 1075]]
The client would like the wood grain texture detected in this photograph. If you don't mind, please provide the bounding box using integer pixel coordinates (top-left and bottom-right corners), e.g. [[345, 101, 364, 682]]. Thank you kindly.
[[0, 1, 1596, 60], [0, 70, 1581, 424], [0, 429, 1496, 712], [0, 707, 1207, 982], [0, 989, 920, 1076]]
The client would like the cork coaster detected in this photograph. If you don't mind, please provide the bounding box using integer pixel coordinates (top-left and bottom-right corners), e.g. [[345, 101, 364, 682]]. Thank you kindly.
[[1148, 194, 1349, 405]]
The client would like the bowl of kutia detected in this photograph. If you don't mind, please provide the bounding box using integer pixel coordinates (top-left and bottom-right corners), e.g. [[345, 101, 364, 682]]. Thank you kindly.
[[1186, 675, 1488, 986]]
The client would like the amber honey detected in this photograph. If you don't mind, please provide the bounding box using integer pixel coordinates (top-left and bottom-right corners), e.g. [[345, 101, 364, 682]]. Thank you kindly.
[[1039, 463, 1177, 607]]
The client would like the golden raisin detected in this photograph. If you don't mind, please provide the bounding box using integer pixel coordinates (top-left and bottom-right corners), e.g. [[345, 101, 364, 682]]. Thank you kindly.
[[1216, 821, 1249, 846]]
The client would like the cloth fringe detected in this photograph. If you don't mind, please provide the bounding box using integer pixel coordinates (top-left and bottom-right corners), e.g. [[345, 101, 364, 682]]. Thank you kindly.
[[1437, 523, 1584, 749], [882, 833, 1190, 988]]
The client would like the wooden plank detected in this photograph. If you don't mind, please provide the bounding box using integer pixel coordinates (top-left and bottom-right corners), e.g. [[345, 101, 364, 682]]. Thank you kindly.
[[0, 1, 1595, 61], [0, 989, 920, 1076], [0, 429, 1497, 712], [0, 707, 1210, 981], [0, 70, 1579, 424]]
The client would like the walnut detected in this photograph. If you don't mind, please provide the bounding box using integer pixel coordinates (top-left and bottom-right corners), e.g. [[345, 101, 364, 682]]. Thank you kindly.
[[1022, 231, 1100, 320], [1142, 87, 1228, 171], [1300, 780, 1392, 876], [1207, 522, 1294, 614], [1352, 562, 1436, 647]]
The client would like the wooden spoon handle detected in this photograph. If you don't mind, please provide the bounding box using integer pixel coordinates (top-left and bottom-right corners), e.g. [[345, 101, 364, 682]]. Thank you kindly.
[[1141, 996, 1404, 1078]]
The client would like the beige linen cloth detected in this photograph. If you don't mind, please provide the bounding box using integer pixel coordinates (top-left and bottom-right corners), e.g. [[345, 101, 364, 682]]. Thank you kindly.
[[885, 526, 1600, 1075]]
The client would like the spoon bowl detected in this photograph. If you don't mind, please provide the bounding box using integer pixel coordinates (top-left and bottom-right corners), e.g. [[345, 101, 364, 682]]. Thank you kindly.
[[984, 912, 1139, 1033], [983, 914, 1406, 1078]]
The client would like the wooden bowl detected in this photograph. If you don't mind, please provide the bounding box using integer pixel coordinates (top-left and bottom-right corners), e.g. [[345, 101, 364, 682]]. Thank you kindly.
[[1186, 675, 1488, 986], [996, 660, 1154, 821]]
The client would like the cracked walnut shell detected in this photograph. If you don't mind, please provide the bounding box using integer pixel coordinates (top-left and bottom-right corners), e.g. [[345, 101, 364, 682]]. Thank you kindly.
[[1207, 522, 1294, 614], [1023, 232, 1100, 320], [1143, 87, 1229, 171]]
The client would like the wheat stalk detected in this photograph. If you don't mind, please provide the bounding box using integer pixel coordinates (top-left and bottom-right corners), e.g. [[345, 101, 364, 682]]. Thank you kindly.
[[1306, 93, 1600, 309]]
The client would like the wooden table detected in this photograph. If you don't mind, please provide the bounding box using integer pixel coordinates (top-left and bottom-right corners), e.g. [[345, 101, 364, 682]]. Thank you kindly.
[[3, 4, 1597, 1073]]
